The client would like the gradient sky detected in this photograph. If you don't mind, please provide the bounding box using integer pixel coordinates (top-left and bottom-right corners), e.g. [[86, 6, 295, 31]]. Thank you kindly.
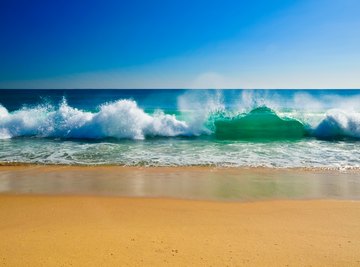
[[1, 0, 359, 89]]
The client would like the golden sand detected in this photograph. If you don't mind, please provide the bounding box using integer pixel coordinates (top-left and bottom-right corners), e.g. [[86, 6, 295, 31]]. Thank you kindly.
[[0, 195, 359, 266]]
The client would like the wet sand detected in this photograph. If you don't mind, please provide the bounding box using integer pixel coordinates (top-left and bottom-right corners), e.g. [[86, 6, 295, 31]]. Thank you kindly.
[[1, 165, 360, 266], [1, 165, 360, 200]]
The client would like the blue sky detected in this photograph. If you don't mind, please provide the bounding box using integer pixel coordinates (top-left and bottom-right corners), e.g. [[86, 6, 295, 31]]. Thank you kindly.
[[0, 0, 359, 88]]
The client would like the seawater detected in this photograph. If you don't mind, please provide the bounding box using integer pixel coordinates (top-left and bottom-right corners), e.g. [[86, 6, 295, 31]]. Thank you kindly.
[[0, 89, 360, 169]]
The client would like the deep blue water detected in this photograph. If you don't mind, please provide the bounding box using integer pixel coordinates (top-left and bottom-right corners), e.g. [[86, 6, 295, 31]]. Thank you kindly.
[[0, 89, 359, 111]]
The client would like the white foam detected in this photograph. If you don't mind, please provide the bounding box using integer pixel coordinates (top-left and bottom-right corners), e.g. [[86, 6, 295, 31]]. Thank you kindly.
[[0, 100, 192, 140], [315, 109, 360, 139]]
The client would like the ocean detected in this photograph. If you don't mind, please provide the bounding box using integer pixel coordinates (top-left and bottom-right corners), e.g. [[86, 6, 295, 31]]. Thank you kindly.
[[0, 89, 359, 169]]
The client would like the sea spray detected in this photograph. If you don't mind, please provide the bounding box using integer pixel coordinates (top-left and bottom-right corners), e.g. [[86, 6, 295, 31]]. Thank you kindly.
[[0, 99, 191, 140], [1, 96, 360, 140], [177, 89, 224, 135]]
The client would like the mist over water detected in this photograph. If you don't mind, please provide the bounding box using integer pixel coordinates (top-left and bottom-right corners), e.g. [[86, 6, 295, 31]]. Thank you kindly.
[[0, 89, 360, 168]]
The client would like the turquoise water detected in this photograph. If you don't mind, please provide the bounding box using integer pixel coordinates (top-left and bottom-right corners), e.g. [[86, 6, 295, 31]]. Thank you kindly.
[[1, 89, 360, 168]]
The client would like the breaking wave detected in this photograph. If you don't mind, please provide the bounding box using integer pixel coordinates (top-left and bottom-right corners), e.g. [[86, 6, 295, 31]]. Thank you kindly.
[[213, 106, 307, 140], [1, 98, 360, 141], [0, 99, 192, 140]]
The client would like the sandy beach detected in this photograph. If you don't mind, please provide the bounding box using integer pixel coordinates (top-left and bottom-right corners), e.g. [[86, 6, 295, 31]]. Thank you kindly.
[[0, 196, 359, 266], [1, 166, 360, 266]]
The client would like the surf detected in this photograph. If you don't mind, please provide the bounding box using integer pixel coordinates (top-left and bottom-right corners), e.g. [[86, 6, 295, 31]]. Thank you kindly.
[[0, 99, 192, 140], [1, 95, 360, 141], [213, 106, 307, 140]]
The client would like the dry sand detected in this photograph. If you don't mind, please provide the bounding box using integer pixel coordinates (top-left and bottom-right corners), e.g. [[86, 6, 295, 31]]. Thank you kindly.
[[1, 195, 360, 266]]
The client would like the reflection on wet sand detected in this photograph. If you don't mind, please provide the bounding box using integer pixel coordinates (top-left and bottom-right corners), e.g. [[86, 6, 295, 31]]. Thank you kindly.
[[1, 165, 360, 200]]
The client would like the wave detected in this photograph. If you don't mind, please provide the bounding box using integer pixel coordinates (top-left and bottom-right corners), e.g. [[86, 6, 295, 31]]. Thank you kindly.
[[1, 98, 360, 141], [212, 107, 360, 140], [314, 110, 360, 139], [0, 99, 193, 140], [214, 106, 307, 140]]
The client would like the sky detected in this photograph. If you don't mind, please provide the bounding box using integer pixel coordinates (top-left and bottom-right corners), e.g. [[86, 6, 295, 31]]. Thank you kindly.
[[0, 0, 359, 89]]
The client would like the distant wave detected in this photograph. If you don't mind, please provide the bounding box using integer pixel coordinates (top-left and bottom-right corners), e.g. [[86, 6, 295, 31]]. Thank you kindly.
[[1, 98, 360, 141]]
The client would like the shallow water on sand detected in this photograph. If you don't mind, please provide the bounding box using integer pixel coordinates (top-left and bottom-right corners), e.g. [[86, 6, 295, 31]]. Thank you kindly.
[[1, 166, 360, 201]]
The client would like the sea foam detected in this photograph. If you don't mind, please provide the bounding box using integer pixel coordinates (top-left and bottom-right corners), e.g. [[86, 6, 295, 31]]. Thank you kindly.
[[0, 99, 192, 140]]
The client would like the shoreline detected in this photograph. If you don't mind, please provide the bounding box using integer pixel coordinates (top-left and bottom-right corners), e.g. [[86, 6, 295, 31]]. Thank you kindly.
[[2, 162, 360, 172], [1, 165, 360, 201]]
